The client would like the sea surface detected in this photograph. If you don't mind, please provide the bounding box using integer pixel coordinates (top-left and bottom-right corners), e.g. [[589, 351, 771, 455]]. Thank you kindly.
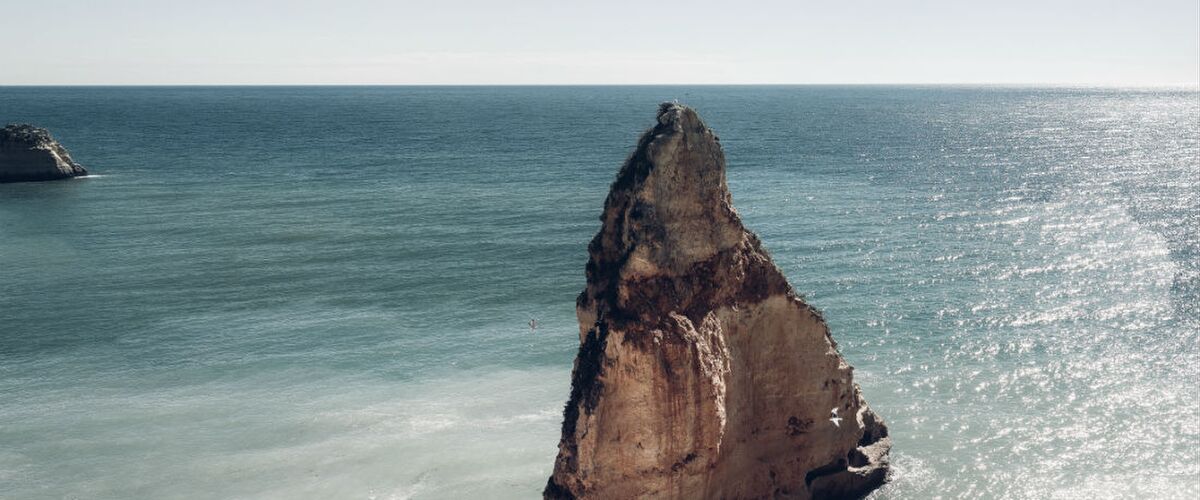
[[1, 86, 1197, 499]]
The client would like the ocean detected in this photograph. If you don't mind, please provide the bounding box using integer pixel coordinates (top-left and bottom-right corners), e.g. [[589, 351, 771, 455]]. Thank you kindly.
[[1, 86, 1197, 499]]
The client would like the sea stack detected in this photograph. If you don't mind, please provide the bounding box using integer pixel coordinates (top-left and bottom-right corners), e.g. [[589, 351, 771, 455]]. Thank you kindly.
[[545, 104, 890, 499], [0, 124, 88, 183]]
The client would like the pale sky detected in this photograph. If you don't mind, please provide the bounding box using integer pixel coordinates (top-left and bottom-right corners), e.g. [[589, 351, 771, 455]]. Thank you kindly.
[[3, 0, 1198, 85]]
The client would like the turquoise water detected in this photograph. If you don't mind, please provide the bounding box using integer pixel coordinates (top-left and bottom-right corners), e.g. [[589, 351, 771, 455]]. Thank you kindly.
[[1, 86, 1197, 498]]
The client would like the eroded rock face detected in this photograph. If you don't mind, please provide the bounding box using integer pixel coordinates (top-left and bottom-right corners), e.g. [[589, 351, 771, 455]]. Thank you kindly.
[[545, 104, 890, 499], [0, 124, 87, 183]]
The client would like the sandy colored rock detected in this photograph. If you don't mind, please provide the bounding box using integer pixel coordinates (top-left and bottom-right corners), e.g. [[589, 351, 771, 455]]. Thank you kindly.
[[545, 103, 890, 499], [0, 124, 87, 183]]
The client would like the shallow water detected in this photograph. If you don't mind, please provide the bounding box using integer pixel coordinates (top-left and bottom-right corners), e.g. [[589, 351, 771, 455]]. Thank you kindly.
[[1, 86, 1197, 498]]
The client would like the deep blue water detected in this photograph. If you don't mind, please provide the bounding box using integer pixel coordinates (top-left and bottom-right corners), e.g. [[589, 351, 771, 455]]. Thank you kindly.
[[1, 86, 1197, 498]]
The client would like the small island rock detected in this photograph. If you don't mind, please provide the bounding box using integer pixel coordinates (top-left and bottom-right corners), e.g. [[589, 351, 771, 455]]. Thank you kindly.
[[0, 124, 88, 183]]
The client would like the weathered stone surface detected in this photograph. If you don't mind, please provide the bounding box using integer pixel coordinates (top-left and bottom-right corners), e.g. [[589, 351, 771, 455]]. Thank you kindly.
[[0, 124, 87, 183], [545, 103, 890, 499]]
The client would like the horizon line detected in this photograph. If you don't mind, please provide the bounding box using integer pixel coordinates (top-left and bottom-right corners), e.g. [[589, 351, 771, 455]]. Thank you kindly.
[[2, 82, 1199, 89]]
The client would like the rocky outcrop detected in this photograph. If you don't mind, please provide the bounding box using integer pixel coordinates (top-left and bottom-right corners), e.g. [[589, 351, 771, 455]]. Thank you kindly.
[[0, 124, 87, 183], [545, 103, 890, 499]]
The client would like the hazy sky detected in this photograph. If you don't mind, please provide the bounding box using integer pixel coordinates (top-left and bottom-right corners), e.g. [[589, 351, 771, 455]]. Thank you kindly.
[[3, 0, 1198, 85]]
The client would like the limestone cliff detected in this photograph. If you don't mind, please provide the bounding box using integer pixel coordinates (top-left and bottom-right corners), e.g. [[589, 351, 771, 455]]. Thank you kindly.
[[0, 124, 87, 183], [545, 103, 890, 499]]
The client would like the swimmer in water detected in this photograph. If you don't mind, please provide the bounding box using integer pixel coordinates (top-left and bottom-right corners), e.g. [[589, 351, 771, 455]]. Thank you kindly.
[[530, 318, 538, 331]]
